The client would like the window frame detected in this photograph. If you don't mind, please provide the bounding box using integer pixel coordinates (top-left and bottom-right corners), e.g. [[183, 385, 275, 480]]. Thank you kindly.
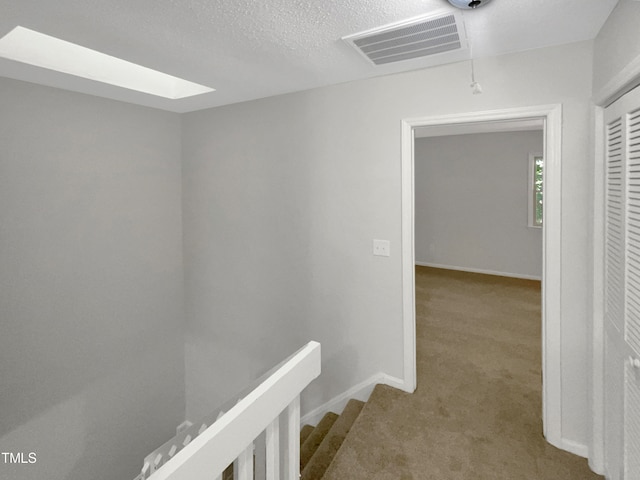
[[528, 152, 543, 228]]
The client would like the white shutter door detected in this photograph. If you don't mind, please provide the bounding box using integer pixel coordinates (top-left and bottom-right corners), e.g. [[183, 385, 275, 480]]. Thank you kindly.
[[604, 112, 626, 480], [603, 84, 640, 480], [627, 107, 640, 356], [625, 106, 640, 479], [625, 362, 640, 478], [605, 330, 625, 479], [606, 116, 624, 332]]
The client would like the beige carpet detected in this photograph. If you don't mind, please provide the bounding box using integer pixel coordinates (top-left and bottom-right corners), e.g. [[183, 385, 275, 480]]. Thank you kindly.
[[322, 266, 603, 480]]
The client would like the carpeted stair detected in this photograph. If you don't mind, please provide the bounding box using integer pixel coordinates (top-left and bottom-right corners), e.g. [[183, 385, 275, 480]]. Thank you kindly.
[[218, 398, 365, 480], [299, 399, 365, 480]]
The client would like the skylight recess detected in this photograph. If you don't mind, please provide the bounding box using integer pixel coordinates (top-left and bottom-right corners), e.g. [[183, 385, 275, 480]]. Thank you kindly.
[[0, 26, 215, 99]]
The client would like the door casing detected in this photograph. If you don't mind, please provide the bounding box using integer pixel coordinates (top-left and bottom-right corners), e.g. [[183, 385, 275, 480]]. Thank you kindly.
[[400, 104, 565, 451]]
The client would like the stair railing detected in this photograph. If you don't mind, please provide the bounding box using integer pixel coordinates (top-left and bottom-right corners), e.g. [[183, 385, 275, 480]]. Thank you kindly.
[[138, 343, 310, 479], [138, 341, 321, 480]]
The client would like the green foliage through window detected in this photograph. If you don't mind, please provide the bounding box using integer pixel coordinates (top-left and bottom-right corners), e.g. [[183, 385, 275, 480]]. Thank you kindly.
[[534, 156, 543, 226]]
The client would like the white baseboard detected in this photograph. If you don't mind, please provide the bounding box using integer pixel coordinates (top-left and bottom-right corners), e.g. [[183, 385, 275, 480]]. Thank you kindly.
[[415, 261, 542, 281], [176, 420, 193, 435], [560, 438, 589, 458], [588, 456, 606, 477], [380, 373, 409, 392], [300, 372, 406, 427]]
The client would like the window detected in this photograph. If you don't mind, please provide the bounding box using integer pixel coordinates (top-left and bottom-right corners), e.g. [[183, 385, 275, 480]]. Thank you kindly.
[[528, 153, 543, 227]]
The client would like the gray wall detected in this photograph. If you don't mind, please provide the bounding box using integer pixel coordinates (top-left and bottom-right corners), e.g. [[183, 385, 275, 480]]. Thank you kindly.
[[182, 40, 595, 448], [415, 131, 543, 279], [593, 0, 640, 96], [0, 78, 185, 480]]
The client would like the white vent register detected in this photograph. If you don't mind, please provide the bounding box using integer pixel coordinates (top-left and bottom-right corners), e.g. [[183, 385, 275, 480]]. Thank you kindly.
[[343, 13, 466, 66]]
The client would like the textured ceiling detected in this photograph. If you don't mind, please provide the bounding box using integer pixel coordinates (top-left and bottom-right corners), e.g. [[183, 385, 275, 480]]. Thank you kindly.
[[0, 0, 618, 112]]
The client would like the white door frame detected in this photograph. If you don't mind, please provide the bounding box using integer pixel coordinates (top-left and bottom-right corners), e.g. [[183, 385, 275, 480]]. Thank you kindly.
[[400, 104, 564, 448]]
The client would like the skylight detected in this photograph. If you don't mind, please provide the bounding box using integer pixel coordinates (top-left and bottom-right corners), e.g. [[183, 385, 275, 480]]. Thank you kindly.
[[0, 26, 215, 99]]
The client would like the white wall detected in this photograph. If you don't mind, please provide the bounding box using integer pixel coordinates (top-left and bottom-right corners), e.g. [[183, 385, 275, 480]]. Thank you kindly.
[[181, 40, 595, 449], [415, 131, 543, 279], [0, 78, 185, 480], [593, 0, 640, 97]]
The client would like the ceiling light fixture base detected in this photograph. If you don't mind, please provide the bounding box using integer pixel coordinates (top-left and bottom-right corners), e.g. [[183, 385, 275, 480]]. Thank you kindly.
[[447, 0, 492, 9]]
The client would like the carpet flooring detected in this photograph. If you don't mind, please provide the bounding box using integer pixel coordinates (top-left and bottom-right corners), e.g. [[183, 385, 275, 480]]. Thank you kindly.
[[322, 266, 603, 479]]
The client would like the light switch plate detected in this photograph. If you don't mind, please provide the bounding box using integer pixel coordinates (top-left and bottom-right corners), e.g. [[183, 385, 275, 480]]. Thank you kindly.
[[373, 239, 390, 257]]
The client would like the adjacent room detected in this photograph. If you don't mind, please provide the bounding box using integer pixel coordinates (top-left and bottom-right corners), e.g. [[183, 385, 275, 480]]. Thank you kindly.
[[414, 126, 544, 280]]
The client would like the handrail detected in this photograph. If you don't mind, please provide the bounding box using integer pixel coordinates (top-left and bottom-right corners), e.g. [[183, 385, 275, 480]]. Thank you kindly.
[[140, 341, 321, 480], [140, 342, 311, 477]]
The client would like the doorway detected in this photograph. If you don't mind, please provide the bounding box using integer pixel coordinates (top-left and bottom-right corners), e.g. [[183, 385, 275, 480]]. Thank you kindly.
[[413, 124, 544, 279], [400, 105, 565, 451]]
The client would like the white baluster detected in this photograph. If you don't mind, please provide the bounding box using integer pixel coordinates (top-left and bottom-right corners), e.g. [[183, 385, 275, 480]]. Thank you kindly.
[[168, 445, 177, 458], [284, 396, 300, 480], [176, 420, 193, 434], [213, 412, 225, 480], [236, 443, 254, 480], [254, 431, 267, 480], [141, 462, 150, 479], [265, 416, 280, 480]]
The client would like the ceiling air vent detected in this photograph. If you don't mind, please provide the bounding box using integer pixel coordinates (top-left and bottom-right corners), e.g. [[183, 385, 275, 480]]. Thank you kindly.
[[343, 13, 466, 66]]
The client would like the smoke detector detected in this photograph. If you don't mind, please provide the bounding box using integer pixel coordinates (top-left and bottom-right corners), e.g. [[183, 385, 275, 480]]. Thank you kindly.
[[447, 0, 492, 9]]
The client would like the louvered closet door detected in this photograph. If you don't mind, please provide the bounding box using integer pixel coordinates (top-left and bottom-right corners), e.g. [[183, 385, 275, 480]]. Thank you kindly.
[[604, 109, 625, 480], [626, 101, 640, 479], [604, 84, 640, 480]]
